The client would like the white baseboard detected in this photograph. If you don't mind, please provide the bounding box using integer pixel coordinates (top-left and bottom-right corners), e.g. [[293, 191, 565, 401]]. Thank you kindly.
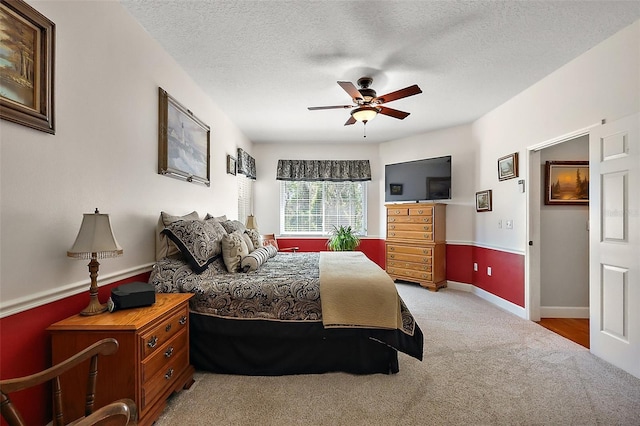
[[540, 306, 589, 319], [446, 281, 526, 319]]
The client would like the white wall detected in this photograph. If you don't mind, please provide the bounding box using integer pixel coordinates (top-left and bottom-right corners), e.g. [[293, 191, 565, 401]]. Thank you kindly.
[[472, 20, 639, 254], [539, 136, 589, 309], [0, 1, 252, 316], [252, 143, 381, 237]]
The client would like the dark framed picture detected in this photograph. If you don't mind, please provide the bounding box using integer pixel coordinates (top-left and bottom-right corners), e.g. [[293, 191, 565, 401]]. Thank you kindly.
[[0, 0, 55, 133], [158, 88, 210, 186], [476, 190, 492, 212], [390, 183, 403, 195], [227, 155, 236, 175], [498, 152, 519, 181], [544, 161, 589, 205]]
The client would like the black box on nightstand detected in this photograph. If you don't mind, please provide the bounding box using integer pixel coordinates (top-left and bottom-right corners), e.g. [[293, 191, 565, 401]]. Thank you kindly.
[[108, 282, 155, 312]]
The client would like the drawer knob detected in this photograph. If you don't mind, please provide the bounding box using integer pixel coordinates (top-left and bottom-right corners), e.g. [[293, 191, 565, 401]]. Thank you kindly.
[[390, 232, 395, 237], [165, 347, 174, 358], [389, 218, 395, 222], [418, 209, 423, 214], [395, 210, 400, 214], [147, 336, 158, 348], [165, 368, 174, 380], [390, 254, 395, 258], [165, 324, 172, 332], [389, 247, 395, 251], [179, 316, 187, 325], [389, 225, 395, 229]]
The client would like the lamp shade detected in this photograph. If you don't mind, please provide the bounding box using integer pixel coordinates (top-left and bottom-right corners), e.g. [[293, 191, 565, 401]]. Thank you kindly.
[[245, 215, 259, 230], [68, 209, 123, 260], [351, 106, 379, 123]]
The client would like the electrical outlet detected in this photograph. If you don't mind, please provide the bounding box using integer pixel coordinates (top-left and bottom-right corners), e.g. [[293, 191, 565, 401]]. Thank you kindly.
[[473, 263, 478, 271], [487, 266, 492, 276], [506, 220, 513, 230], [498, 220, 502, 229]]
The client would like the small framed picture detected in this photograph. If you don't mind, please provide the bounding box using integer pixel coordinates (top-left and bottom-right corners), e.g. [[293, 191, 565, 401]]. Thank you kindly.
[[227, 155, 236, 175], [498, 152, 519, 181], [476, 190, 492, 212], [389, 183, 403, 195], [544, 161, 589, 205]]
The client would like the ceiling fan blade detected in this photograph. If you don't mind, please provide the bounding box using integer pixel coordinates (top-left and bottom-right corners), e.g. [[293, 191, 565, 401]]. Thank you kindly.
[[337, 81, 363, 101], [379, 106, 410, 120], [308, 105, 353, 111], [344, 116, 357, 126], [375, 85, 422, 104]]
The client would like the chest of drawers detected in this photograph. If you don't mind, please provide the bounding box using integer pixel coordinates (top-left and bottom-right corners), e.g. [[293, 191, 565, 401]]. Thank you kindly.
[[47, 293, 194, 426], [385, 203, 447, 291]]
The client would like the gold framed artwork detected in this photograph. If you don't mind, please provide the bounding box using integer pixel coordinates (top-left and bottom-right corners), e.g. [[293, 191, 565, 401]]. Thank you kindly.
[[0, 0, 55, 133], [544, 161, 589, 205], [158, 88, 210, 186], [476, 190, 492, 212], [498, 152, 519, 181]]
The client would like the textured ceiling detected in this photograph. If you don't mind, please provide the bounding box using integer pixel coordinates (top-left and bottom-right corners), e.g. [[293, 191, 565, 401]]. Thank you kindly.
[[120, 1, 640, 145]]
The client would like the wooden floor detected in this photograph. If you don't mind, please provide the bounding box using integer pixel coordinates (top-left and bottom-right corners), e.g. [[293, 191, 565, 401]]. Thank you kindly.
[[536, 318, 590, 349]]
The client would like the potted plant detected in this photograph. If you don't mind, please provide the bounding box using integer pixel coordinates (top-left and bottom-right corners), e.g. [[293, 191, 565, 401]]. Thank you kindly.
[[326, 225, 360, 251]]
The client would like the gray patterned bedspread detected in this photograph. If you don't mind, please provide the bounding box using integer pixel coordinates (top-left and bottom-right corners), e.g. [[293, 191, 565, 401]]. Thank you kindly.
[[149, 252, 417, 336]]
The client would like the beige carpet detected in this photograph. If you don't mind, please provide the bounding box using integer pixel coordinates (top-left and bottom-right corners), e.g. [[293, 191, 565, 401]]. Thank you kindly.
[[155, 283, 640, 425]]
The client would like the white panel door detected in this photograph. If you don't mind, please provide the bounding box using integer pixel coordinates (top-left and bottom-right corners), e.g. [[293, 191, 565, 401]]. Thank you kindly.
[[589, 113, 640, 379]]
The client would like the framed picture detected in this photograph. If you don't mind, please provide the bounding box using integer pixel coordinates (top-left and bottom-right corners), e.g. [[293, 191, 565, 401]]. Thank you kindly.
[[158, 88, 210, 186], [0, 0, 55, 133], [390, 183, 403, 195], [544, 161, 589, 205], [476, 190, 492, 212], [498, 152, 519, 181], [227, 155, 236, 175]]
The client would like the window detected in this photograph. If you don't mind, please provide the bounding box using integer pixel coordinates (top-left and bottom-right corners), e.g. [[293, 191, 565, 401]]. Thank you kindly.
[[238, 175, 252, 224], [280, 181, 367, 235]]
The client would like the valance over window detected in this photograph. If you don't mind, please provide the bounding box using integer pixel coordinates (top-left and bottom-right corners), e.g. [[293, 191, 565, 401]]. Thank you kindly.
[[276, 160, 371, 182], [237, 148, 256, 179]]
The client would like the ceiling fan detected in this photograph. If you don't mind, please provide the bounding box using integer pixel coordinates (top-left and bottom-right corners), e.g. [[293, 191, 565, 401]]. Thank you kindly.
[[308, 77, 422, 126]]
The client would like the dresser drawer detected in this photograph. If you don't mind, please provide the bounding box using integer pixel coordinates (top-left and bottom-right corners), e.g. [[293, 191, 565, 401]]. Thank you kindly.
[[141, 346, 189, 412], [387, 260, 432, 272], [387, 245, 433, 256], [387, 251, 432, 264], [388, 267, 433, 282], [387, 230, 433, 241], [387, 207, 409, 216], [388, 223, 433, 232], [409, 206, 433, 216], [140, 305, 189, 359], [142, 328, 188, 383], [388, 215, 432, 224]]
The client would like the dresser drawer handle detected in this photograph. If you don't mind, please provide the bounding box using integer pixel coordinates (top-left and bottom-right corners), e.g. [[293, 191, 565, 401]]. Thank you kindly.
[[390, 254, 395, 258], [147, 336, 158, 348], [389, 218, 395, 222], [179, 316, 187, 325], [165, 368, 174, 380], [417, 209, 423, 214], [389, 247, 395, 251], [165, 347, 174, 358], [389, 225, 395, 229], [390, 232, 396, 237], [394, 210, 400, 214], [165, 324, 172, 332]]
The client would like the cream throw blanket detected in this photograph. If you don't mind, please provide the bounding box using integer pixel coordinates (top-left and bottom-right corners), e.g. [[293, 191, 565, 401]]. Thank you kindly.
[[319, 251, 402, 330]]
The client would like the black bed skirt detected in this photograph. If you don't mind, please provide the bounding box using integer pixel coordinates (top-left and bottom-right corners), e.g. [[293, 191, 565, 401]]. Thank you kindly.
[[189, 312, 402, 375]]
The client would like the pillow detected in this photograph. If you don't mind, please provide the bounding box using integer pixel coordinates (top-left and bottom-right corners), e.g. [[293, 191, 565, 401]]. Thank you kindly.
[[161, 219, 226, 273], [241, 232, 255, 252], [241, 245, 277, 272], [221, 231, 249, 272], [204, 213, 227, 222], [220, 219, 246, 234], [245, 229, 260, 249], [156, 211, 199, 260]]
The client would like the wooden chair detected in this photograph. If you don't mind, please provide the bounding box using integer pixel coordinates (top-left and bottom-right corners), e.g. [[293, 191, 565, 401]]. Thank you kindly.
[[1, 338, 137, 426], [260, 233, 299, 252]]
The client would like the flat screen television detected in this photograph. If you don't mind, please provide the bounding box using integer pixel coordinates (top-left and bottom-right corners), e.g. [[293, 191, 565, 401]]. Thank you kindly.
[[385, 155, 452, 202]]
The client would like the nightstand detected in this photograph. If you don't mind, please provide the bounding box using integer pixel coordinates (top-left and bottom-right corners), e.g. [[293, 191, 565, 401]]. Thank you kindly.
[[47, 293, 195, 426]]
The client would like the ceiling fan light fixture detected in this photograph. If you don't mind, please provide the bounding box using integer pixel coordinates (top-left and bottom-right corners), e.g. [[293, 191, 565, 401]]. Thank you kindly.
[[351, 106, 379, 123]]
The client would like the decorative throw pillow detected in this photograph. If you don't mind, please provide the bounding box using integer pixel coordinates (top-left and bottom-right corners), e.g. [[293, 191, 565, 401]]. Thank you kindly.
[[156, 211, 199, 260], [241, 245, 277, 272], [204, 213, 227, 222], [245, 229, 260, 249], [220, 219, 246, 235], [221, 231, 249, 272], [241, 232, 255, 252], [161, 219, 226, 273]]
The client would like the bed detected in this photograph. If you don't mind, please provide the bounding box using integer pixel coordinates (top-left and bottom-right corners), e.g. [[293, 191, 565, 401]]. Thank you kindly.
[[149, 214, 424, 375]]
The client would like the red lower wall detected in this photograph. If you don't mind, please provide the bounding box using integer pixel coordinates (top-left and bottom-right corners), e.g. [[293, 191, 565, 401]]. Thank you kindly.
[[0, 240, 523, 425], [0, 272, 150, 426]]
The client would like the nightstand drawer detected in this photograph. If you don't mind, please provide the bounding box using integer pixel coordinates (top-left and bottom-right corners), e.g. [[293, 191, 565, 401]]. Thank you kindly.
[[142, 328, 187, 383], [140, 305, 188, 358], [141, 346, 188, 412]]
